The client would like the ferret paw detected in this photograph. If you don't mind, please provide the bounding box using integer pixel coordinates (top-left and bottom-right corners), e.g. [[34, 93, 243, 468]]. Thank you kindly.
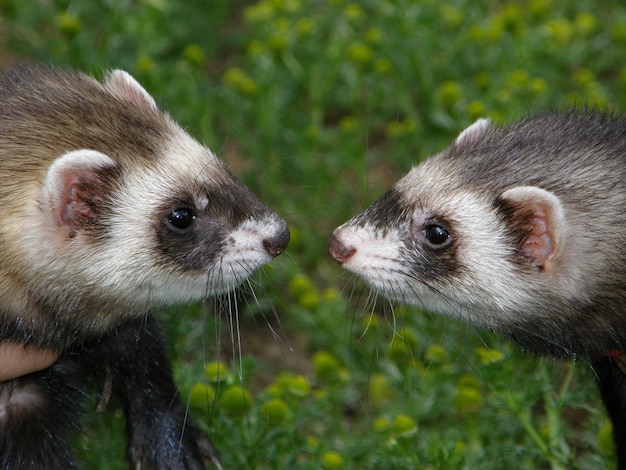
[[127, 420, 221, 470]]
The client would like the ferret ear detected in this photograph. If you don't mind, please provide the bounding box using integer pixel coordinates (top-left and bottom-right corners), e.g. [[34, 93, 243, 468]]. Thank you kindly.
[[42, 150, 118, 239], [103, 70, 159, 112], [455, 118, 492, 146], [499, 186, 566, 273]]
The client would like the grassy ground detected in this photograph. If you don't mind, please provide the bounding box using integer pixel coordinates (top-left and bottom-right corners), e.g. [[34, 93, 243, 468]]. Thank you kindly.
[[2, 0, 625, 468]]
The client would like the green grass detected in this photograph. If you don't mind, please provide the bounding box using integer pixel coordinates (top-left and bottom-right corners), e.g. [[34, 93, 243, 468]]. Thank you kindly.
[[2, 0, 625, 468]]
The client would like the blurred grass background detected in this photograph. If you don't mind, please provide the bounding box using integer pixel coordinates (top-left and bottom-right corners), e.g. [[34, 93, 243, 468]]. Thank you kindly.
[[1, 0, 625, 468]]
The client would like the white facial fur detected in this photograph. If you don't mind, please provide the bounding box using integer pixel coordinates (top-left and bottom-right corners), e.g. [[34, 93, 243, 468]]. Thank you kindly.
[[333, 170, 531, 329], [33, 136, 285, 309]]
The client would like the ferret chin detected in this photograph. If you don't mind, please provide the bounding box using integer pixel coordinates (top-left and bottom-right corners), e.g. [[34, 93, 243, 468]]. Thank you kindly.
[[0, 63, 289, 468], [330, 110, 626, 467]]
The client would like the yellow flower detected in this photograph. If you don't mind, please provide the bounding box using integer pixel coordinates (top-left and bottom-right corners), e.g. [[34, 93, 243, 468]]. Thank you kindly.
[[313, 351, 341, 382], [299, 290, 320, 309], [369, 373, 396, 407], [391, 414, 417, 437], [425, 344, 447, 363], [339, 115, 357, 131], [374, 58, 392, 75], [544, 18, 573, 45], [437, 81, 463, 107], [598, 421, 615, 455], [498, 2, 523, 34], [473, 72, 491, 90], [457, 373, 482, 389], [475, 347, 504, 364], [322, 287, 339, 301], [386, 119, 416, 138], [222, 67, 258, 95], [244, 2, 275, 23], [280, 0, 302, 13], [373, 416, 390, 431], [364, 28, 384, 44], [467, 100, 487, 120], [56, 12, 82, 35], [205, 361, 230, 382], [454, 386, 483, 414], [267, 33, 288, 52], [219, 385, 253, 417], [260, 398, 290, 425], [528, 0, 551, 19], [182, 44, 205, 67], [472, 19, 504, 42], [574, 12, 598, 36], [246, 40, 266, 56], [287, 375, 311, 397], [441, 5, 463, 30], [573, 68, 595, 87], [506, 69, 529, 88], [346, 42, 373, 64], [306, 435, 319, 449], [289, 273, 314, 298], [189, 383, 216, 409], [342, 4, 363, 22], [321, 451, 343, 469], [529, 77, 548, 94], [296, 18, 315, 36], [135, 56, 155, 73]]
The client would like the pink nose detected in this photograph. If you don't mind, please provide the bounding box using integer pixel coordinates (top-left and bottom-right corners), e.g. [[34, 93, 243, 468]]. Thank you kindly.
[[328, 233, 356, 265]]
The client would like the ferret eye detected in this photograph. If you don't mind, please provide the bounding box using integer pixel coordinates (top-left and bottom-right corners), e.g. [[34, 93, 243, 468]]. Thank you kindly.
[[424, 225, 451, 246], [167, 208, 196, 230]]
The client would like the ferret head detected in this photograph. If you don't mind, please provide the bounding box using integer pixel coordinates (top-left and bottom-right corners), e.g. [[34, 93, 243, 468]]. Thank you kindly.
[[329, 119, 572, 333], [6, 66, 289, 331]]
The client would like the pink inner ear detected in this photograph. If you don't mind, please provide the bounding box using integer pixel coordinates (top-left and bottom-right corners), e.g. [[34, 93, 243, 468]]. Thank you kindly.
[[500, 186, 565, 274], [54, 174, 95, 239], [43, 150, 116, 240], [522, 210, 554, 269]]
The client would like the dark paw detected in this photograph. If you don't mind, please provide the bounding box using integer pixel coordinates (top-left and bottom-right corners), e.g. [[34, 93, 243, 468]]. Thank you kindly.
[[128, 419, 221, 470]]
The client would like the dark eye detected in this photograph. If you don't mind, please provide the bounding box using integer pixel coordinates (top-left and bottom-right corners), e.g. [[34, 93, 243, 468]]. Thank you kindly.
[[424, 225, 451, 246], [167, 208, 196, 230]]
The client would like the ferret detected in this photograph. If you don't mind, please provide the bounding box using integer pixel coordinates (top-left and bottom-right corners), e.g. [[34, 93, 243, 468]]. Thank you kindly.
[[329, 111, 626, 466], [0, 63, 289, 468]]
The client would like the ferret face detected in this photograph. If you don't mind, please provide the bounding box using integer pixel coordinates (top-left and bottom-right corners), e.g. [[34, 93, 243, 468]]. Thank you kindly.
[[329, 172, 523, 328], [329, 119, 573, 331], [98, 134, 289, 305], [81, 141, 288, 307], [2, 67, 289, 329]]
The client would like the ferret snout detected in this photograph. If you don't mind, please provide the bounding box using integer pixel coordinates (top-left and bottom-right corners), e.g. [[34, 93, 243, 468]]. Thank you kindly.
[[328, 232, 356, 265], [263, 224, 290, 258]]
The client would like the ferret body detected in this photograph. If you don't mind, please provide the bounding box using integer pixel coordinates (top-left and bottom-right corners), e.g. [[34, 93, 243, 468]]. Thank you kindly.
[[0, 64, 289, 468], [329, 111, 626, 465]]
